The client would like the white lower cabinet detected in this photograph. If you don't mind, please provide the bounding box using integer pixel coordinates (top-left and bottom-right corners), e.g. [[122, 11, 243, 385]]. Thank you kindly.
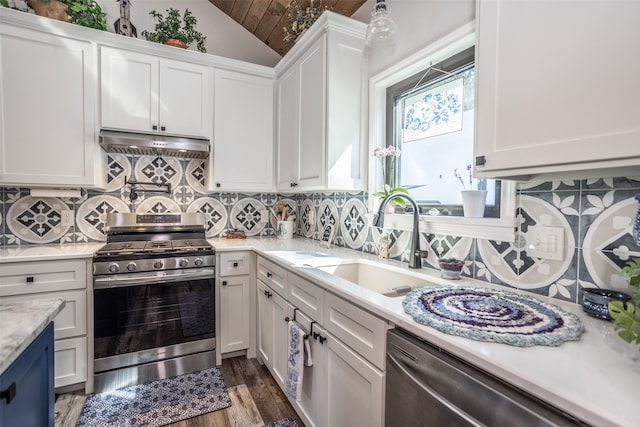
[[255, 256, 386, 427], [325, 334, 384, 427], [219, 252, 252, 354], [257, 279, 289, 388], [0, 259, 89, 388]]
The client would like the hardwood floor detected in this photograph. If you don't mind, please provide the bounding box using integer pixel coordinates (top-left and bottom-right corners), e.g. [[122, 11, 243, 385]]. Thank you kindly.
[[54, 357, 305, 427]]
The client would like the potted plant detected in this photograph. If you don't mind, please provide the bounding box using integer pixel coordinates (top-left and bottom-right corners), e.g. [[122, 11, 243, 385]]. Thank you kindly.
[[372, 145, 409, 212], [455, 164, 487, 218], [142, 8, 207, 53], [24, 0, 106, 30], [438, 258, 465, 280], [608, 258, 640, 347], [283, 0, 329, 44]]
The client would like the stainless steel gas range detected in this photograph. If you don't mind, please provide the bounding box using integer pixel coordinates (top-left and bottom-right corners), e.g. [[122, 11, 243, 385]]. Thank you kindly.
[[92, 213, 216, 393]]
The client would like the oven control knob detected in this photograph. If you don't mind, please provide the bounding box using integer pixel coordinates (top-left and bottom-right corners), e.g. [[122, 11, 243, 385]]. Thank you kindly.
[[126, 262, 137, 272], [179, 258, 189, 268], [153, 260, 164, 269], [194, 257, 204, 266], [108, 263, 120, 273]]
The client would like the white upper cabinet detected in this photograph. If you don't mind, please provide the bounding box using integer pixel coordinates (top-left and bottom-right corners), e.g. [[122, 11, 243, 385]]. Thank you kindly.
[[212, 69, 274, 191], [275, 12, 367, 191], [100, 46, 211, 138], [475, 0, 640, 179], [0, 21, 101, 188]]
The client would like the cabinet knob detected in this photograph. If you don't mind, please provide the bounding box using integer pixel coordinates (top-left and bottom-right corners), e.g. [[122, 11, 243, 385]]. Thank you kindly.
[[1, 382, 16, 404], [318, 335, 327, 345], [475, 155, 486, 166], [152, 125, 158, 131], [266, 272, 272, 278], [216, 183, 221, 188], [26, 276, 34, 283], [284, 316, 290, 323], [161, 126, 166, 131], [233, 262, 239, 268], [290, 182, 298, 188], [222, 280, 227, 286]]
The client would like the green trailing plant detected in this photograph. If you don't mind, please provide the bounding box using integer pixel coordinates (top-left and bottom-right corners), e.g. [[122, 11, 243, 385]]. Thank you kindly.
[[142, 8, 207, 53], [0, 0, 9, 8], [63, 0, 106, 30], [608, 258, 640, 346], [24, 0, 106, 30]]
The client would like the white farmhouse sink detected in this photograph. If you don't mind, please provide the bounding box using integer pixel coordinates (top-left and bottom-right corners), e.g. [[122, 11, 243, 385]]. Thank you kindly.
[[316, 259, 433, 297]]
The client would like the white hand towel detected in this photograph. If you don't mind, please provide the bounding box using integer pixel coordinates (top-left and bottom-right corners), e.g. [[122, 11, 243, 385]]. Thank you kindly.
[[303, 335, 313, 367], [284, 320, 304, 401]]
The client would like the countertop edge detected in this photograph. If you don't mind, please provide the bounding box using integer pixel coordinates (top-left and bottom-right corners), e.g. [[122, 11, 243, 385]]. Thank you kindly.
[[0, 298, 66, 376]]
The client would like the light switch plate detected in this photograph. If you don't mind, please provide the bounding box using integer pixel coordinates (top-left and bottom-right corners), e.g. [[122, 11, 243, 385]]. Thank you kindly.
[[526, 225, 564, 261], [61, 210, 74, 227]]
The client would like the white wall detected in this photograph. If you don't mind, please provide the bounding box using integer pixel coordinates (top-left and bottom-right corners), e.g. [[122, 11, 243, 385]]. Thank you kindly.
[[352, 0, 475, 76], [11, 0, 282, 66]]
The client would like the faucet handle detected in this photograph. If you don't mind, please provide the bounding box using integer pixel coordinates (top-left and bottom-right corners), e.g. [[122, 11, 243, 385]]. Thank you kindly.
[[415, 250, 429, 258]]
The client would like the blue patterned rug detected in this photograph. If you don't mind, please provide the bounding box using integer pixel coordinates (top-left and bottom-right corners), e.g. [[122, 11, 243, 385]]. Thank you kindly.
[[76, 368, 231, 427], [403, 285, 584, 347]]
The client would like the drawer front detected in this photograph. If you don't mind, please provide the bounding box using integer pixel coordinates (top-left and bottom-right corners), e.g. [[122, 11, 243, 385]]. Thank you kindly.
[[288, 273, 324, 324], [324, 292, 388, 370], [3, 290, 87, 339], [54, 336, 87, 388], [0, 260, 86, 296], [257, 256, 287, 297], [219, 251, 251, 276]]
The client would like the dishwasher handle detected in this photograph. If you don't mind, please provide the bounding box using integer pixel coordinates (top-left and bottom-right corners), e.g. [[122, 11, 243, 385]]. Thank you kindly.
[[387, 351, 486, 427]]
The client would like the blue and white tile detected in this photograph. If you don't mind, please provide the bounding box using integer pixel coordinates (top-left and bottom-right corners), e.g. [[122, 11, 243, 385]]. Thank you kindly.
[[219, 193, 239, 206], [6, 196, 72, 244], [581, 195, 639, 294], [339, 198, 368, 249], [582, 176, 640, 191], [187, 197, 228, 238], [229, 197, 268, 236], [135, 196, 181, 214], [299, 199, 316, 238], [172, 185, 196, 207], [134, 155, 183, 187], [518, 179, 580, 193], [76, 195, 130, 241], [105, 153, 131, 192], [185, 159, 208, 194]]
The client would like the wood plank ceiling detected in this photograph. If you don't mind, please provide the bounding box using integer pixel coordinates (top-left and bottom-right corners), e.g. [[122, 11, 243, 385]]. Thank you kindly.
[[209, 0, 367, 57]]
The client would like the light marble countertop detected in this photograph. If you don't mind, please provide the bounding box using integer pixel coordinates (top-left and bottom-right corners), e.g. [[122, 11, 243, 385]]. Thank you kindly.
[[1, 238, 638, 426], [0, 242, 103, 263], [0, 298, 65, 376]]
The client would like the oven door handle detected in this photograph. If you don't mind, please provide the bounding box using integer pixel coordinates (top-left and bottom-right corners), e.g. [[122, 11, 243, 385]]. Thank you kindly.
[[93, 268, 215, 289]]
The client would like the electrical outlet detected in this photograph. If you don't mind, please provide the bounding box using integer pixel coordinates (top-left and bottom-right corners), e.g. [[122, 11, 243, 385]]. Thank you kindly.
[[61, 210, 74, 227], [526, 225, 564, 260]]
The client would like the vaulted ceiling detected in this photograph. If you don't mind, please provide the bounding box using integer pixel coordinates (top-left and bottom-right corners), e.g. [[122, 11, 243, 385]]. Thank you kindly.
[[209, 0, 367, 57]]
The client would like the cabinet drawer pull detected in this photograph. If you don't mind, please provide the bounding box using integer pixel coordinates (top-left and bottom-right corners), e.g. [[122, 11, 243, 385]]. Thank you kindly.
[[26, 276, 34, 283], [475, 155, 486, 166], [266, 272, 273, 278], [318, 335, 326, 345], [1, 382, 16, 404], [161, 126, 166, 131]]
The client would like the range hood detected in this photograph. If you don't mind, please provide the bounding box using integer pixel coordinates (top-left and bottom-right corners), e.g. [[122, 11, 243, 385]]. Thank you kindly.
[[99, 130, 210, 159]]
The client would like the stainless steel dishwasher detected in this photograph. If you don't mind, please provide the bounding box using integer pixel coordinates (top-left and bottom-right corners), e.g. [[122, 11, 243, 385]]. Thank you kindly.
[[386, 329, 589, 427]]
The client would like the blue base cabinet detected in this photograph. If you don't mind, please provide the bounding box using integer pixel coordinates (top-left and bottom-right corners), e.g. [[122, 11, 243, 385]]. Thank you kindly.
[[0, 323, 54, 427]]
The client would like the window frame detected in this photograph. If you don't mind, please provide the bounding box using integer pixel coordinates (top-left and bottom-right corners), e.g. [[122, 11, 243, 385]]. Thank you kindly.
[[367, 22, 517, 242]]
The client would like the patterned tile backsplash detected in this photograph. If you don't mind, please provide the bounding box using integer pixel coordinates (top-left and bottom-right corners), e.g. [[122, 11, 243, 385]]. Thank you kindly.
[[1, 153, 639, 307]]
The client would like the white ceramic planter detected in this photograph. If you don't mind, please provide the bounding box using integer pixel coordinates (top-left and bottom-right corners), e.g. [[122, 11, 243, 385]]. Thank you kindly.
[[461, 190, 488, 217]]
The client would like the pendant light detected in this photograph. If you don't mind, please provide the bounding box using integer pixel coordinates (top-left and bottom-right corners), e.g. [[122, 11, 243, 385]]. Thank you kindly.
[[364, 0, 398, 49]]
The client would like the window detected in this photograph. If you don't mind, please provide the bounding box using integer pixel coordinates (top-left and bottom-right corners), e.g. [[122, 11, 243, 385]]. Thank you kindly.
[[367, 24, 517, 242], [386, 47, 499, 217]]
